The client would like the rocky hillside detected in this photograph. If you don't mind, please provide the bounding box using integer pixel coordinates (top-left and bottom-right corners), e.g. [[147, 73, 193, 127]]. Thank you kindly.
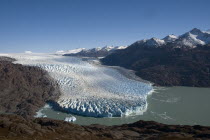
[[1, 114, 210, 140], [0, 57, 61, 118], [101, 28, 210, 87]]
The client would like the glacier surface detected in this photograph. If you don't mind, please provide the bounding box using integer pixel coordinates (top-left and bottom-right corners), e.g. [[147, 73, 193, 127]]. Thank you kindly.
[[3, 53, 153, 117]]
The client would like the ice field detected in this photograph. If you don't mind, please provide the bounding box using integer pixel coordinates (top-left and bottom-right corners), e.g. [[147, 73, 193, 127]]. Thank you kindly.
[[2, 53, 153, 117]]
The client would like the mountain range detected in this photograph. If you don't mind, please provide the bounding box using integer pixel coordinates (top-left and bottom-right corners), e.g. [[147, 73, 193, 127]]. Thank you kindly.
[[131, 28, 210, 48], [60, 28, 210, 57], [60, 46, 127, 57], [101, 28, 210, 87]]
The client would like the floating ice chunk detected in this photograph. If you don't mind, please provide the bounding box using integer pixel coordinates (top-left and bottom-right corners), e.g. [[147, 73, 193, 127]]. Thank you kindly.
[[34, 109, 47, 118], [64, 116, 76, 122]]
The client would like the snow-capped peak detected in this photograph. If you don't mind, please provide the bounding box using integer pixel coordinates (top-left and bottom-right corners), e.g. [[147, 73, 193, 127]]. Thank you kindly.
[[134, 28, 210, 49], [163, 34, 178, 42], [135, 38, 165, 47], [177, 28, 210, 47], [168, 34, 178, 38], [101, 46, 115, 51], [115, 46, 127, 50], [145, 38, 165, 47], [178, 32, 206, 48], [89, 47, 102, 52], [101, 46, 127, 51]]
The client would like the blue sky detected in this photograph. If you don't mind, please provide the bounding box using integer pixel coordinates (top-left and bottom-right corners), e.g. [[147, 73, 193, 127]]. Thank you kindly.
[[0, 0, 210, 53]]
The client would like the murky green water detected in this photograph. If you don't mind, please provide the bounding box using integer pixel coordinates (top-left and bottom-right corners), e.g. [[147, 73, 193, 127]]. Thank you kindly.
[[39, 86, 210, 126]]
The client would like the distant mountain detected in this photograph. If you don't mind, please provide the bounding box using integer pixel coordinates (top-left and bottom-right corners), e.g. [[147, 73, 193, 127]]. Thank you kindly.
[[175, 28, 210, 48], [131, 28, 210, 49], [56, 48, 86, 55], [101, 28, 210, 87], [63, 46, 127, 57], [206, 29, 210, 33], [134, 38, 165, 48], [61, 28, 210, 58]]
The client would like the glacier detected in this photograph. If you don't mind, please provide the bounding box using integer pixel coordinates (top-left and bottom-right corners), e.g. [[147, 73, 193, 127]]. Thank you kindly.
[[3, 53, 153, 117]]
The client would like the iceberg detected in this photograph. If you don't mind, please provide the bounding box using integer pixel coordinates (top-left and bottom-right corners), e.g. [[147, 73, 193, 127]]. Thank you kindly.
[[64, 116, 76, 122]]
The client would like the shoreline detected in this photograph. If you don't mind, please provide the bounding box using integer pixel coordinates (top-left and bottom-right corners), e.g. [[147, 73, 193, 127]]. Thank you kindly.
[[2, 114, 210, 140], [36, 86, 210, 126]]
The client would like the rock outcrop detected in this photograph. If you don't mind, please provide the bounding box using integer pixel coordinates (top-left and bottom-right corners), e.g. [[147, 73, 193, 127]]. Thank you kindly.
[[0, 57, 61, 118]]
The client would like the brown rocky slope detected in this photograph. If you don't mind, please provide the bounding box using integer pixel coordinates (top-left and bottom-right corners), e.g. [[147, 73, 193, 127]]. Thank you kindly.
[[0, 57, 61, 118], [1, 114, 210, 140]]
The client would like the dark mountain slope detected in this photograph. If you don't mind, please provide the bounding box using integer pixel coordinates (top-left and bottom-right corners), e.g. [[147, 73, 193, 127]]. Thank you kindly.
[[101, 45, 210, 87], [1, 114, 210, 140], [0, 57, 61, 118]]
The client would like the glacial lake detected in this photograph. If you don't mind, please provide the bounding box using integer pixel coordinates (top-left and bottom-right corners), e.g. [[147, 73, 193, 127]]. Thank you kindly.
[[39, 86, 210, 126]]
